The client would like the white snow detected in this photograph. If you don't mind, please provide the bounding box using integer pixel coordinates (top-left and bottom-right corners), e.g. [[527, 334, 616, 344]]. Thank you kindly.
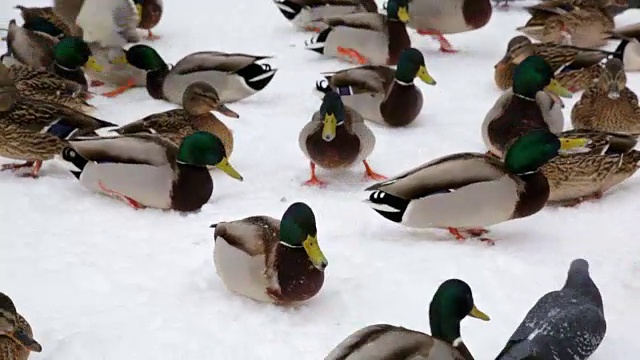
[[1, 0, 639, 358]]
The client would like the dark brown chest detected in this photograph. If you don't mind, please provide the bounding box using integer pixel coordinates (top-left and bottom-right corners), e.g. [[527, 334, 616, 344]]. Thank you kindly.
[[380, 83, 423, 127], [488, 97, 550, 153], [275, 246, 325, 302], [513, 172, 550, 219], [306, 126, 361, 168], [170, 163, 214, 212]]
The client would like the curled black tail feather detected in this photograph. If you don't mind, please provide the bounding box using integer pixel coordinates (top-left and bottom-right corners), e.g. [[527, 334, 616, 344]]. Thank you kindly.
[[61, 147, 88, 176], [315, 79, 331, 93]]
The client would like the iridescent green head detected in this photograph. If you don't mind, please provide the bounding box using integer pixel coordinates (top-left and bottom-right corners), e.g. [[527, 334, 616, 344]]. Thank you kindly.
[[395, 48, 436, 85], [428, 279, 490, 344], [504, 130, 590, 175], [177, 132, 243, 181], [512, 55, 572, 99], [386, 0, 410, 22], [125, 45, 167, 71], [279, 202, 327, 270], [53, 37, 91, 69]]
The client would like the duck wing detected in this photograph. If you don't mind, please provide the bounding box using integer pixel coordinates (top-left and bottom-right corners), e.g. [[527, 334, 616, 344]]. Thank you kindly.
[[320, 12, 386, 32], [324, 65, 393, 94], [67, 133, 178, 167], [365, 153, 512, 199], [171, 52, 272, 75]]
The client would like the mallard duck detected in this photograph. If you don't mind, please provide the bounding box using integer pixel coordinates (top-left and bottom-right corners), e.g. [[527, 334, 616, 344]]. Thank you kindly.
[[403, 0, 492, 53], [314, 47, 436, 127], [14, 5, 74, 39], [558, 128, 637, 154], [494, 35, 624, 92], [272, 0, 377, 32], [114, 82, 238, 157], [3, 22, 99, 89], [84, 43, 147, 96], [496, 259, 605, 360], [483, 55, 573, 159], [75, 0, 141, 46], [299, 91, 383, 186], [365, 130, 589, 243], [303, 0, 412, 65], [0, 292, 42, 360], [571, 58, 640, 135], [0, 63, 114, 178], [517, 0, 624, 48], [212, 201, 328, 305], [133, 0, 163, 39], [124, 45, 278, 104], [59, 132, 244, 211], [325, 279, 489, 360]]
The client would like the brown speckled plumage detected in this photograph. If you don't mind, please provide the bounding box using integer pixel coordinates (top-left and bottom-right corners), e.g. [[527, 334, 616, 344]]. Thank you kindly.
[[0, 293, 41, 360], [494, 36, 609, 92], [15, 5, 74, 38], [571, 58, 640, 135]]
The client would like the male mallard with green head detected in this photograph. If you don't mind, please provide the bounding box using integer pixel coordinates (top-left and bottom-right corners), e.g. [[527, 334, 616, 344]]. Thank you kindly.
[[365, 130, 589, 244], [303, 0, 412, 65], [403, 0, 492, 53], [325, 279, 489, 360], [59, 132, 244, 211], [299, 91, 384, 186], [0, 292, 42, 360], [123, 45, 277, 104], [14, 5, 74, 39], [133, 0, 163, 40], [314, 47, 436, 127], [114, 82, 239, 157], [483, 55, 573, 159], [212, 202, 328, 305]]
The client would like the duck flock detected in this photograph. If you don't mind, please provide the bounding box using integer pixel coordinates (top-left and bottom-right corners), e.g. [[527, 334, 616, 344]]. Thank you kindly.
[[1, 0, 638, 358]]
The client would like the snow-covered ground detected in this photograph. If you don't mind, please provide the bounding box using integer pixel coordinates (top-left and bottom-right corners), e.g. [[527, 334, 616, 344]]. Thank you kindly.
[[1, 0, 639, 358]]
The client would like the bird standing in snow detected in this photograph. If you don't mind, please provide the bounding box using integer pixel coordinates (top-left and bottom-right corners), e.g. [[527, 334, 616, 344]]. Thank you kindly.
[[495, 258, 606, 360]]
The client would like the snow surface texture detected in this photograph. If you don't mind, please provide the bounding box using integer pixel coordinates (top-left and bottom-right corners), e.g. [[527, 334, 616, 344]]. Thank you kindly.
[[1, 0, 639, 359]]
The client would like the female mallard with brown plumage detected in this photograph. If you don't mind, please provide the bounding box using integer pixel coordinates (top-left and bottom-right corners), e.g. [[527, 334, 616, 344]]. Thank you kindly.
[[365, 130, 589, 244], [402, 0, 492, 53], [133, 0, 163, 39], [571, 58, 640, 135], [114, 82, 238, 157], [272, 0, 377, 32], [0, 64, 114, 178], [212, 202, 328, 305], [325, 279, 489, 360], [314, 47, 436, 127], [494, 35, 623, 92], [483, 55, 572, 158], [517, 0, 626, 48], [299, 91, 384, 186], [303, 0, 412, 65], [123, 45, 278, 104], [59, 132, 244, 211], [0, 292, 42, 360]]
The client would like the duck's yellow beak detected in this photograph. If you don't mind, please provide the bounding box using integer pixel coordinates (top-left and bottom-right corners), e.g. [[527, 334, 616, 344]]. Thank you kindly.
[[302, 235, 328, 271], [4, 330, 42, 352], [85, 56, 104, 72], [322, 113, 337, 142], [468, 305, 490, 321], [557, 137, 591, 154], [417, 65, 436, 85], [111, 55, 128, 65], [135, 4, 143, 23], [545, 79, 572, 98], [215, 157, 243, 181], [397, 6, 410, 22]]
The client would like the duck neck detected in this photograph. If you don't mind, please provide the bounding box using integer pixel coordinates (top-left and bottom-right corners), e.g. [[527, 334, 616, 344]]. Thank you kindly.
[[385, 18, 410, 65], [146, 65, 170, 100], [53, 62, 87, 88]]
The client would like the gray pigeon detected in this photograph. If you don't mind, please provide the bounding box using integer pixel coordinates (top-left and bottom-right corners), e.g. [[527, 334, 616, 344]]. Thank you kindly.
[[495, 259, 606, 360]]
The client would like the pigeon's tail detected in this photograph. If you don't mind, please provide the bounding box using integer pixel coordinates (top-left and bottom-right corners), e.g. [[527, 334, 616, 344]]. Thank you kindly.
[[495, 339, 537, 360]]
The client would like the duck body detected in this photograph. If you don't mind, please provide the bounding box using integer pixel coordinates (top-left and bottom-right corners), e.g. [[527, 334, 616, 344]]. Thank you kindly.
[[315, 66, 423, 126], [405, 0, 492, 34], [482, 90, 563, 158], [212, 216, 325, 304], [15, 5, 74, 39], [60, 134, 214, 211], [75, 0, 141, 46], [141, 52, 277, 105], [325, 324, 467, 360], [3, 19, 58, 69], [134, 0, 163, 37], [84, 44, 146, 89], [0, 293, 42, 360], [304, 12, 411, 65], [273, 0, 378, 32], [0, 314, 36, 360], [365, 153, 546, 230], [517, 0, 619, 48], [496, 259, 606, 360]]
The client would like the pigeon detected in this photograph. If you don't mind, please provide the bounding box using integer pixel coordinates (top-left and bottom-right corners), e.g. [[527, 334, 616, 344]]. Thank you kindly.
[[495, 259, 606, 360]]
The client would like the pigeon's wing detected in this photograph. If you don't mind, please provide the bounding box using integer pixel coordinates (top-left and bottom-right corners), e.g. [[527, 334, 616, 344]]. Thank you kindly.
[[503, 291, 562, 342]]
